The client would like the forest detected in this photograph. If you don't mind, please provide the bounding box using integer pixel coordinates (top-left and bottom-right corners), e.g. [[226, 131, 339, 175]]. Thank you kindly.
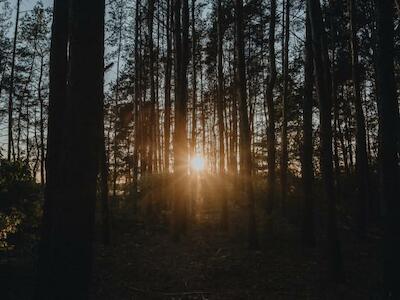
[[0, 0, 399, 298]]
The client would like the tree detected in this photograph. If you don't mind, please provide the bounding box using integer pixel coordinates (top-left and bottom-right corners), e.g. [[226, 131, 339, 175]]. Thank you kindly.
[[35, 0, 105, 298], [265, 0, 277, 214], [164, 0, 172, 172], [280, 0, 290, 215], [307, 0, 343, 281], [34, 0, 69, 297], [7, 0, 21, 161], [302, 3, 315, 247], [217, 0, 227, 230], [172, 0, 190, 240], [375, 0, 400, 296], [348, 0, 369, 237], [235, 0, 258, 248]]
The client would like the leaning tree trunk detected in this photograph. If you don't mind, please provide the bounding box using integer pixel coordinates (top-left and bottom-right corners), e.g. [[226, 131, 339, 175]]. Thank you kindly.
[[375, 0, 400, 296]]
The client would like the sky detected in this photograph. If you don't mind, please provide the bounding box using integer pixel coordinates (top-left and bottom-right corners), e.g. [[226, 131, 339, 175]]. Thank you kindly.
[[1, 0, 119, 154], [21, 0, 52, 11]]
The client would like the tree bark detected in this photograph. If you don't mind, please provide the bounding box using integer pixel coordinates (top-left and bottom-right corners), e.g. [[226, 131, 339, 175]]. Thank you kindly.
[[307, 0, 343, 281], [38, 56, 45, 185], [217, 0, 228, 230], [34, 0, 69, 297], [235, 0, 258, 248], [265, 0, 277, 214], [280, 0, 290, 215], [172, 0, 189, 240], [302, 6, 315, 247], [36, 0, 105, 297], [348, 0, 369, 238], [8, 0, 21, 161], [375, 0, 400, 296], [164, 0, 172, 172]]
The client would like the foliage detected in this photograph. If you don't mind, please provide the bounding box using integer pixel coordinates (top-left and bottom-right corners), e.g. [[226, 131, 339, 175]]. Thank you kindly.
[[0, 159, 42, 252]]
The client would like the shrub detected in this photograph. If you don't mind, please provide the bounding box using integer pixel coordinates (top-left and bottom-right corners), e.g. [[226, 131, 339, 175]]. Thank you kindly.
[[0, 159, 42, 252]]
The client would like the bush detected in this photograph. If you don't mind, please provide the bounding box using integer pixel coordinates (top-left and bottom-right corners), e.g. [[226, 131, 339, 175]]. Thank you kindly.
[[0, 159, 42, 252]]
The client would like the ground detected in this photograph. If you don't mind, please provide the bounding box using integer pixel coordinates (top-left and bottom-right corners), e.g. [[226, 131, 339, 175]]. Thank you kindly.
[[90, 199, 382, 300], [1, 187, 383, 300]]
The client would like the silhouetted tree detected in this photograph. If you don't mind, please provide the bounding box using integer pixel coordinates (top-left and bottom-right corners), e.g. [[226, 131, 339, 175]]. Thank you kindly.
[[375, 0, 400, 296], [307, 0, 343, 281], [302, 4, 315, 247], [235, 0, 258, 248], [265, 0, 277, 214]]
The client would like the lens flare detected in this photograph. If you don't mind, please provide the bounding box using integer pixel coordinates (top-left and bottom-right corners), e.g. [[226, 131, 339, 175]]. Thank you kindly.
[[191, 155, 205, 172]]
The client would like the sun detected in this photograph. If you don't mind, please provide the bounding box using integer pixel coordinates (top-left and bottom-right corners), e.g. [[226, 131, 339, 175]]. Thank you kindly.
[[190, 155, 205, 172]]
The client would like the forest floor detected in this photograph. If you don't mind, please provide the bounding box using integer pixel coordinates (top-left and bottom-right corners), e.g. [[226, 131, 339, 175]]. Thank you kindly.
[[90, 198, 383, 300], [1, 192, 383, 300]]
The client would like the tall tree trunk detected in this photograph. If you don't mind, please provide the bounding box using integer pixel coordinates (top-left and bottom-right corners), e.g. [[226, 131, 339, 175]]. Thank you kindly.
[[164, 0, 172, 173], [307, 0, 343, 281], [113, 1, 124, 201], [235, 0, 258, 248], [348, 0, 369, 237], [54, 0, 104, 295], [191, 0, 197, 157], [375, 0, 400, 296], [18, 54, 36, 161], [328, 0, 341, 200], [172, 0, 189, 240], [38, 56, 45, 185], [231, 52, 238, 176], [265, 0, 277, 214], [280, 0, 290, 215], [148, 0, 156, 173], [302, 6, 315, 247], [133, 0, 141, 196], [8, 0, 21, 161], [36, 0, 105, 297], [200, 64, 206, 158], [217, 0, 228, 230], [34, 0, 69, 297], [100, 110, 111, 246]]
